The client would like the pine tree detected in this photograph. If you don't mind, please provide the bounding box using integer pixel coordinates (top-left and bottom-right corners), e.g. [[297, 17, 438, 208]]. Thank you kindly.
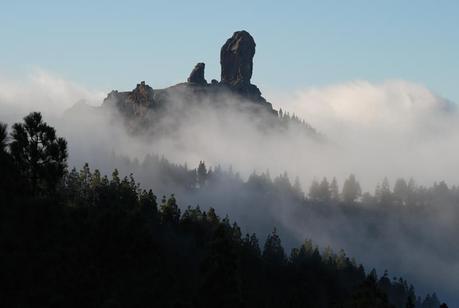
[[309, 179, 321, 201], [342, 174, 361, 203], [0, 122, 23, 198], [199, 223, 242, 308], [376, 177, 392, 205], [10, 112, 67, 194], [207, 207, 220, 225], [160, 194, 181, 224], [79, 163, 92, 202], [249, 233, 261, 257], [139, 189, 157, 212], [393, 178, 409, 205], [318, 177, 331, 201], [330, 177, 340, 201], [348, 274, 392, 308], [0, 123, 7, 153], [263, 228, 285, 265], [293, 176, 304, 198], [197, 160, 207, 188]]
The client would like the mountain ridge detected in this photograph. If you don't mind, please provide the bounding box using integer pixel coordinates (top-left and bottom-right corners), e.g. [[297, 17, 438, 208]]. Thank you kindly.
[[102, 31, 276, 118]]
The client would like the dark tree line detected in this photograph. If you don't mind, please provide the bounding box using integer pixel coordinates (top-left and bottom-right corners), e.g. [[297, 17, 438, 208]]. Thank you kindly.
[[308, 174, 459, 210], [70, 147, 455, 308], [103, 152, 459, 211], [96, 155, 454, 308], [0, 112, 448, 307]]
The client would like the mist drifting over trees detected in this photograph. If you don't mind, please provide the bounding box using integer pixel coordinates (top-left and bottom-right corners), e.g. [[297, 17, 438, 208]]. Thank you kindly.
[[1, 29, 457, 307]]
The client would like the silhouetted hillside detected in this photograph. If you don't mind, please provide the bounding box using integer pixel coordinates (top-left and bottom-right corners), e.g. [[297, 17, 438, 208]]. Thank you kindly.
[[0, 112, 447, 308]]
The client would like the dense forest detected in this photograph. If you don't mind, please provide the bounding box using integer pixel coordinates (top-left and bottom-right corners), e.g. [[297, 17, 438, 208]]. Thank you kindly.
[[0, 112, 449, 307], [85, 141, 459, 303]]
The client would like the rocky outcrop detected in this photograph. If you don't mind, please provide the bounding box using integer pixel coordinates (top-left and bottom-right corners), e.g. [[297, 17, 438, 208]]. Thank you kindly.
[[220, 30, 255, 86], [128, 81, 155, 107], [103, 31, 275, 120], [103, 81, 156, 119], [187, 63, 207, 85], [219, 31, 267, 103]]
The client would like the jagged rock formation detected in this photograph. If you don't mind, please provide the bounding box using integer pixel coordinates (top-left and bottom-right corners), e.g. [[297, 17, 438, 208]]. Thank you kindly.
[[97, 31, 322, 139], [104, 81, 157, 119], [103, 30, 274, 116], [128, 81, 155, 107], [187, 63, 207, 85]]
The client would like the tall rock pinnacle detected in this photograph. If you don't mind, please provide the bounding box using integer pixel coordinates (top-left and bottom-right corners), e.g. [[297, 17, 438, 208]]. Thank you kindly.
[[220, 31, 256, 85]]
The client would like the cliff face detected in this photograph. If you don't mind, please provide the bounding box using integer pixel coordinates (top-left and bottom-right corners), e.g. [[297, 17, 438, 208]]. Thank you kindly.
[[103, 30, 275, 120], [220, 30, 255, 86]]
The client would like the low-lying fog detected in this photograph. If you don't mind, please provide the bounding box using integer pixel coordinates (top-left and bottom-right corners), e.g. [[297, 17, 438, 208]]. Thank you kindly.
[[1, 70, 458, 304]]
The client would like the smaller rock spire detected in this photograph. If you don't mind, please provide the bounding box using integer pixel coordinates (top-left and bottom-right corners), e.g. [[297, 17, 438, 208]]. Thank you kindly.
[[187, 63, 207, 85]]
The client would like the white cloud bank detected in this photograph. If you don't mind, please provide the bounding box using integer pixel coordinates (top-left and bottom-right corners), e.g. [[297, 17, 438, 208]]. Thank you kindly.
[[0, 69, 105, 121], [271, 80, 459, 190]]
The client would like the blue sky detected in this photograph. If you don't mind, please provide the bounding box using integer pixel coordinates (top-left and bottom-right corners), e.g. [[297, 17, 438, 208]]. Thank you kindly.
[[1, 0, 459, 101]]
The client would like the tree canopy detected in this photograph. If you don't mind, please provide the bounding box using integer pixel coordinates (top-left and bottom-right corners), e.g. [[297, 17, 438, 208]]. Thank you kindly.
[[9, 112, 67, 194]]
